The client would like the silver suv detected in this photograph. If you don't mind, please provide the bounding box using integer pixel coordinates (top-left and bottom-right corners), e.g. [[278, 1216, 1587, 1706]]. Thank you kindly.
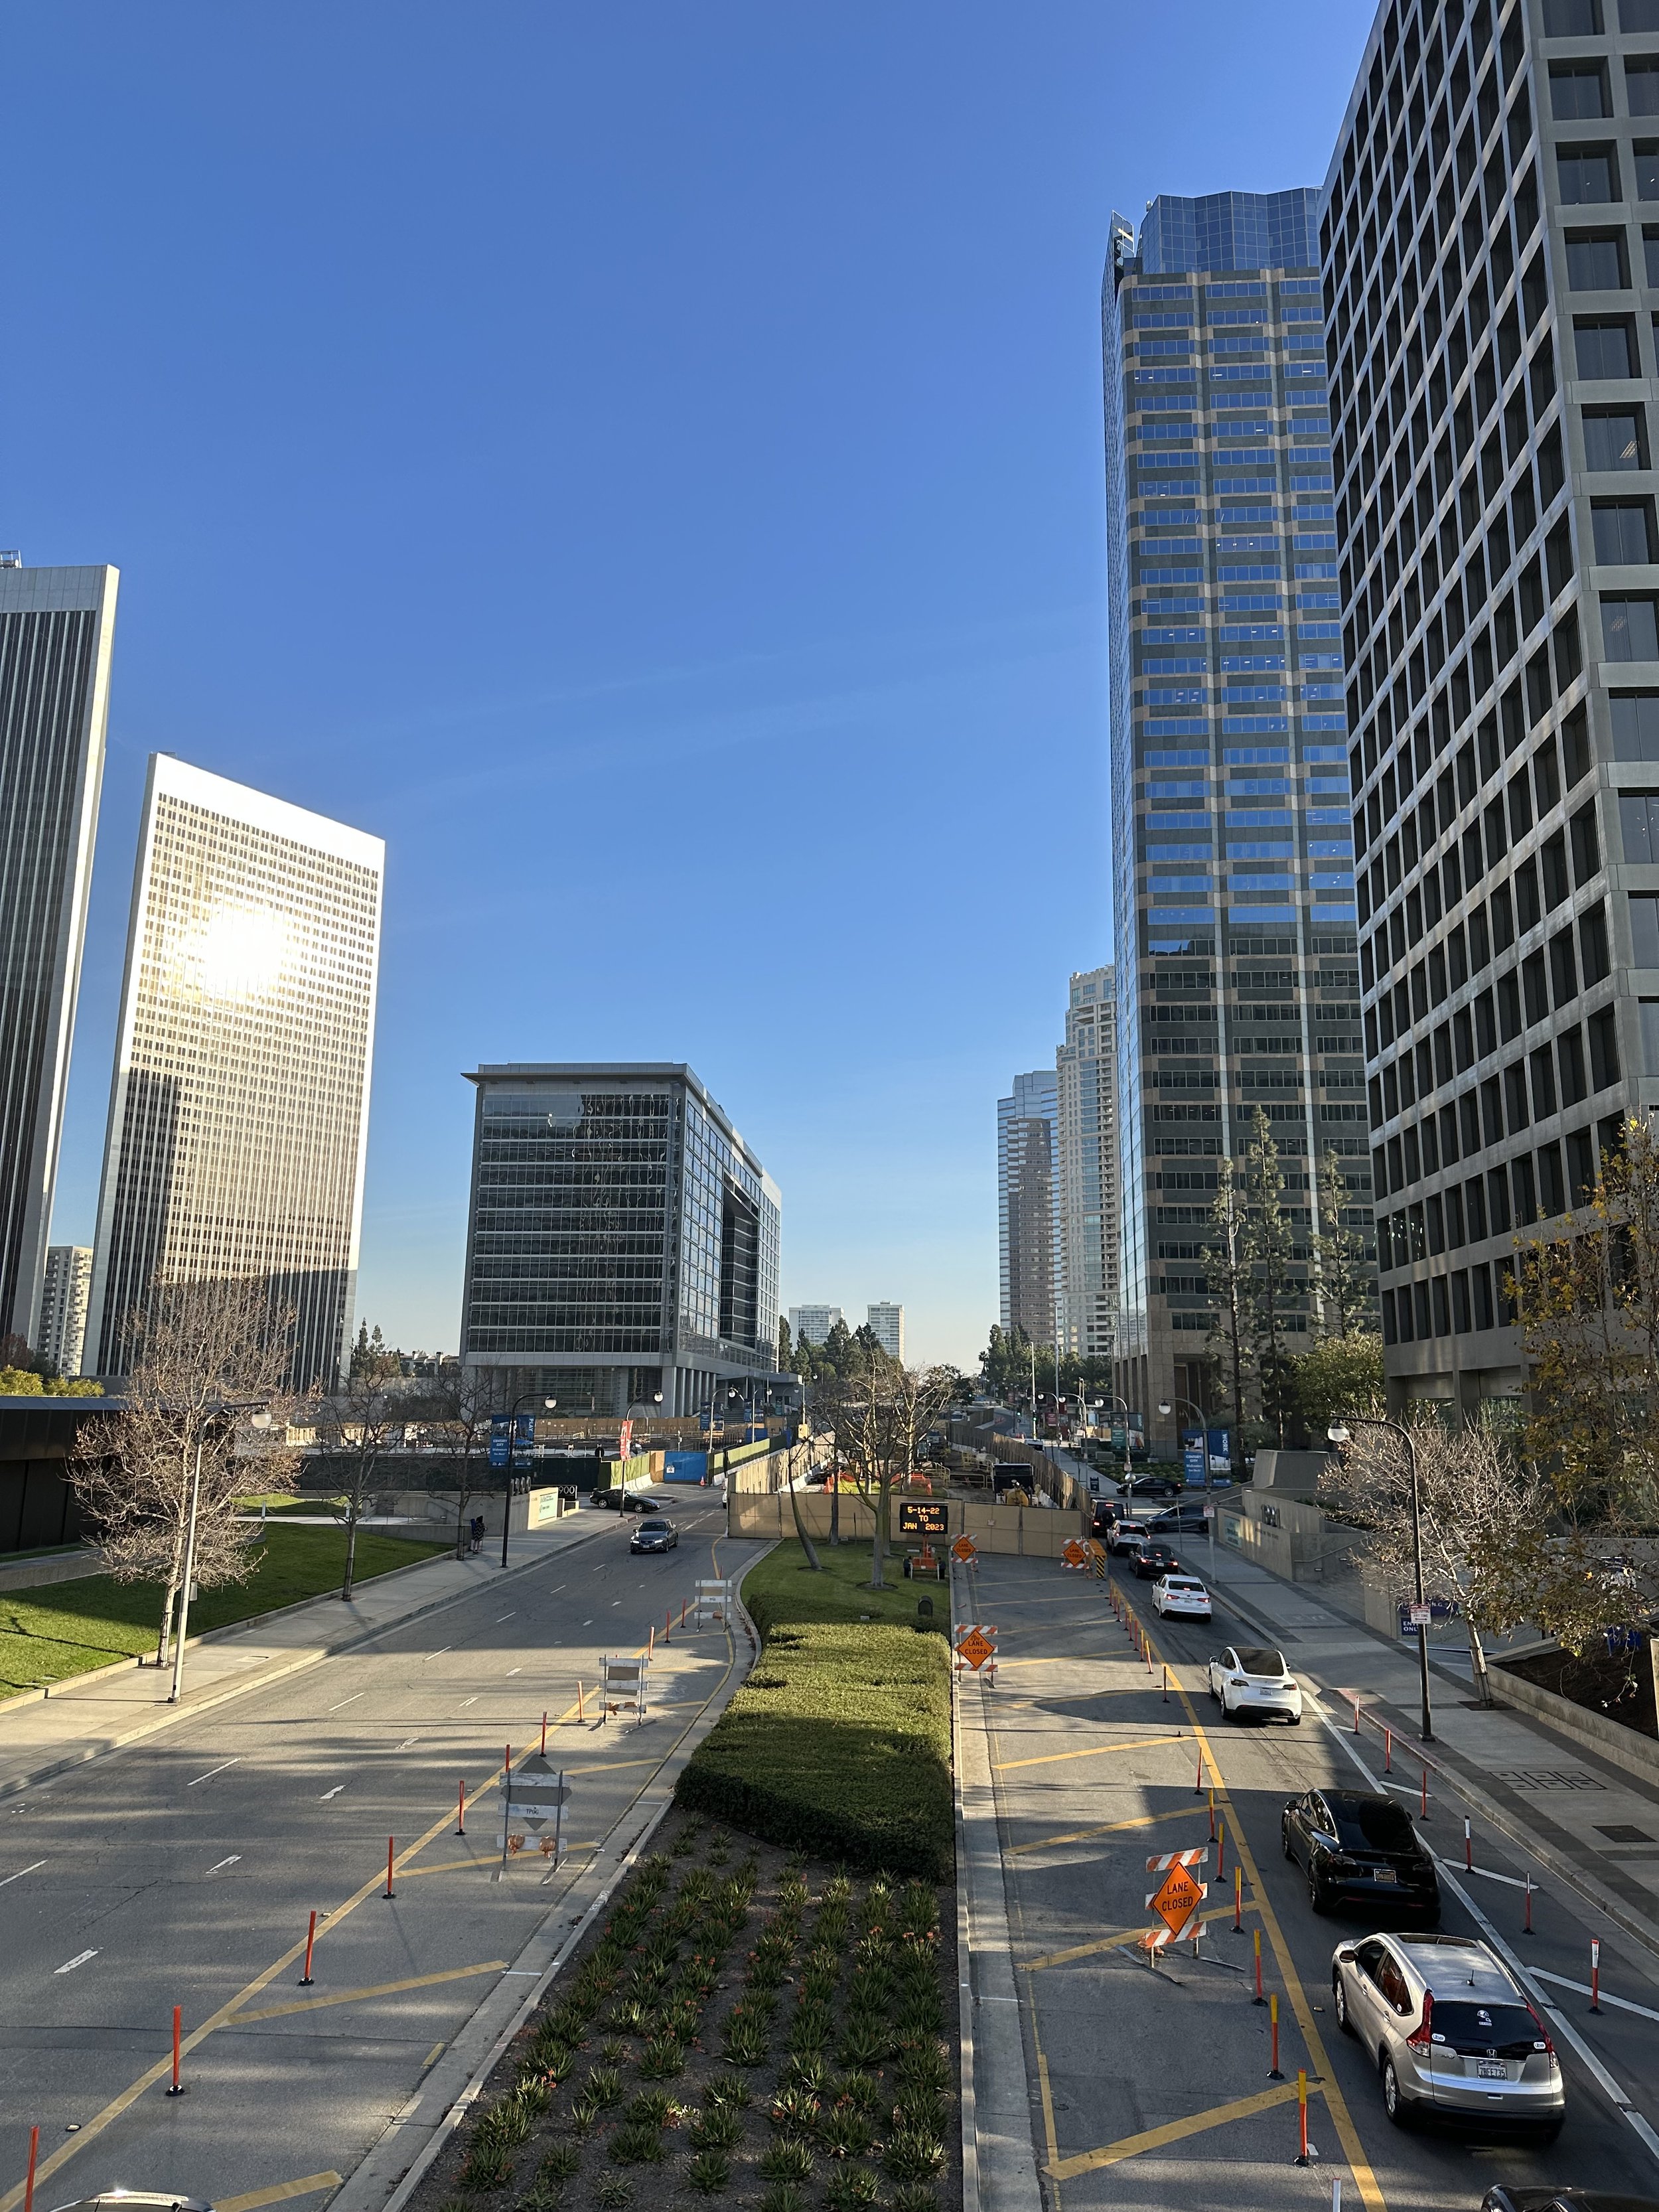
[[1331, 1932, 1563, 2138]]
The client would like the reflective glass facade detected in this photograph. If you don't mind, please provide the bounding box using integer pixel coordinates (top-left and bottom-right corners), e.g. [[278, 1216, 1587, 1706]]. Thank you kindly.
[[1104, 190, 1378, 1453], [997, 1069, 1058, 1344], [462, 1063, 780, 1416]]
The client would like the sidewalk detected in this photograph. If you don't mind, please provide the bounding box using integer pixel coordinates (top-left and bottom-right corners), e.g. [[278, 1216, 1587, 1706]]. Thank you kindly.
[[1194, 1528, 1659, 1960], [0, 1512, 616, 1800]]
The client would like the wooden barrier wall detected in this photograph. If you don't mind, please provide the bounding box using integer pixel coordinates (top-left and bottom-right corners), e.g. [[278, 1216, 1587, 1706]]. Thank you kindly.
[[725, 1491, 1089, 1556]]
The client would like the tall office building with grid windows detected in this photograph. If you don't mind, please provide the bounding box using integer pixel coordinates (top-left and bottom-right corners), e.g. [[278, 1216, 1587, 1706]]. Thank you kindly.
[[1104, 190, 1378, 1458], [0, 563, 119, 1349], [1325, 0, 1659, 1418], [1055, 966, 1120, 1360], [997, 1069, 1059, 1346], [86, 757, 383, 1389], [461, 1063, 780, 1418]]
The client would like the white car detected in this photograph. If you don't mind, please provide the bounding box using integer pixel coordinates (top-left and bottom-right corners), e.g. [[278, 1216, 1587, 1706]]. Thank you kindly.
[[1206, 1643, 1303, 1724], [1153, 1573, 1212, 1621]]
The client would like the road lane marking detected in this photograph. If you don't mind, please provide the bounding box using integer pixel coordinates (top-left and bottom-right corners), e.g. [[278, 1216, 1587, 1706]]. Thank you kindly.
[[993, 1732, 1185, 1772], [1036, 2045, 1059, 2172], [319, 1785, 346, 1800], [425, 1647, 450, 1660], [0, 1860, 45, 1887], [216, 2172, 342, 2212], [207, 1856, 242, 1874], [1046, 2081, 1305, 2179], [583, 1619, 593, 1625], [1532, 1970, 1659, 2024], [506, 1667, 522, 1676], [1008, 1804, 1196, 1856], [234, 1960, 508, 2023], [459, 1696, 478, 1708], [422, 2042, 444, 2070], [496, 1613, 516, 1621], [54, 1951, 98, 1974], [327, 1694, 363, 1713], [187, 1758, 242, 1787], [395, 1738, 418, 1751], [547, 1584, 566, 1593]]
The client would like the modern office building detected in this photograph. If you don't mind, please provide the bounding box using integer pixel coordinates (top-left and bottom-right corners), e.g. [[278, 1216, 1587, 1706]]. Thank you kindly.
[[0, 562, 119, 1348], [461, 1063, 781, 1416], [1325, 0, 1659, 1418], [36, 1246, 92, 1378], [866, 1301, 906, 1362], [788, 1303, 843, 1346], [87, 757, 384, 1389], [1104, 188, 1377, 1453], [997, 1069, 1060, 1345], [1054, 966, 1120, 1361]]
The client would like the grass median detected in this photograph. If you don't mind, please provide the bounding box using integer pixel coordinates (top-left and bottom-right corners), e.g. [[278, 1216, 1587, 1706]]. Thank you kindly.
[[0, 1523, 449, 1700], [675, 1538, 954, 1878]]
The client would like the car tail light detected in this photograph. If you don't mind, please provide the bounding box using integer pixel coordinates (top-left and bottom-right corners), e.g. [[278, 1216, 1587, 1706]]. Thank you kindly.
[[1406, 1992, 1433, 2050]]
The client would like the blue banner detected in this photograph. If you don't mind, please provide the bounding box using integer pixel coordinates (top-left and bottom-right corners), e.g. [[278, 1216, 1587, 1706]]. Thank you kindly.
[[664, 1450, 709, 1483]]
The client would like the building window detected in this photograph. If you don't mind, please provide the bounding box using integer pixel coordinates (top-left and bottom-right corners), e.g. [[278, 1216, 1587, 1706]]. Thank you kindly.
[[1554, 62, 1613, 118], [1604, 595, 1659, 658], [1632, 893, 1659, 964], [1590, 1005, 1623, 1088], [1630, 59, 1659, 115], [1593, 500, 1658, 562], [1560, 147, 1622, 204], [1577, 318, 1638, 376], [1621, 792, 1659, 861], [1583, 407, 1648, 469], [1568, 230, 1632, 289], [1545, 0, 1601, 29], [1642, 999, 1659, 1072]]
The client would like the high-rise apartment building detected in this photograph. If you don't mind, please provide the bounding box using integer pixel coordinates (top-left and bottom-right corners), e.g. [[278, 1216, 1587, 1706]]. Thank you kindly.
[[1104, 189, 1377, 1453], [997, 1069, 1059, 1345], [37, 1246, 92, 1378], [0, 563, 119, 1347], [88, 757, 383, 1389], [1054, 966, 1120, 1359], [461, 1063, 780, 1416], [866, 1301, 905, 1362], [1326, 0, 1659, 1418], [788, 1304, 843, 1346]]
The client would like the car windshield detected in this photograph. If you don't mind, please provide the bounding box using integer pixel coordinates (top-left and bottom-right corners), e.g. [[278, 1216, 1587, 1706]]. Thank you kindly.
[[639, 1520, 671, 1532], [1236, 1648, 1286, 1677], [1426, 2000, 1542, 2053], [1328, 1795, 1416, 1851], [1167, 1579, 1204, 1591]]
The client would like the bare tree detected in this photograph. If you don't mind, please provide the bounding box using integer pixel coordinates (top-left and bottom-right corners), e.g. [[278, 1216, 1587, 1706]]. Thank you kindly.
[[312, 1373, 405, 1599], [420, 1363, 498, 1560], [811, 1353, 956, 1588], [70, 1279, 295, 1666]]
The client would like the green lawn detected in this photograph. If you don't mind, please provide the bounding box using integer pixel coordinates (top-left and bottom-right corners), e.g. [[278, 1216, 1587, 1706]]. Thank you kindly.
[[739, 1538, 949, 1637], [0, 1524, 449, 1700]]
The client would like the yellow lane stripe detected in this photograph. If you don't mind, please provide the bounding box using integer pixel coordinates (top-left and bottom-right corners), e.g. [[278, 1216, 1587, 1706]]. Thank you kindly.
[[1037, 2047, 1060, 2174], [1000, 1684, 1175, 1711], [1047, 2082, 1304, 2179], [993, 1732, 1186, 1772], [217, 2175, 343, 2212], [1008, 1802, 1196, 1856], [233, 1960, 509, 2023]]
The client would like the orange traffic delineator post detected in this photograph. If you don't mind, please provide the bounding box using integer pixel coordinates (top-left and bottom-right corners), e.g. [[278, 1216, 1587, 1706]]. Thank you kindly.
[[680, 1597, 688, 1627], [1295, 2069, 1311, 2166], [384, 1836, 396, 1899], [23, 2124, 38, 2212], [578, 1680, 586, 1723], [1268, 1992, 1283, 2079], [648, 1624, 656, 1658], [1217, 1818, 1226, 1883], [1465, 1817, 1474, 1870], [1234, 1865, 1244, 1932], [1523, 1872, 1534, 1935], [1208, 1789, 1216, 1840], [1421, 1766, 1429, 1819], [1384, 1726, 1392, 1773], [1252, 1927, 1265, 2004], [457, 1779, 467, 1836], [167, 2005, 184, 2095], [664, 1606, 672, 1645], [541, 1710, 548, 1755], [1591, 1939, 1602, 2013], [299, 1909, 317, 1986], [1194, 1747, 1204, 1796], [1162, 1664, 1169, 1702]]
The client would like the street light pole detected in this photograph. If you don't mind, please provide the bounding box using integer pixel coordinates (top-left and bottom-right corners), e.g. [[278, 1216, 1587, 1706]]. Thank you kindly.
[[1160, 1392, 1216, 1579], [501, 1392, 555, 1570], [1329, 1416, 1433, 1743]]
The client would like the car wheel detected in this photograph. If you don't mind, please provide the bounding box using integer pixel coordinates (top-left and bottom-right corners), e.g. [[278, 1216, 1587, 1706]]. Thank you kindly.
[[1333, 1975, 1354, 2037], [1307, 1868, 1327, 1915], [1281, 1821, 1295, 1862], [1225, 1696, 1242, 1724], [1287, 1714, 1302, 1726], [1381, 2057, 1411, 2128]]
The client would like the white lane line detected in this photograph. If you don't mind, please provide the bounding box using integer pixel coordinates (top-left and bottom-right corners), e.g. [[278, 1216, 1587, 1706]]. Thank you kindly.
[[207, 1855, 242, 1875], [395, 1737, 419, 1751], [320, 1785, 346, 1801], [328, 1693, 363, 1713], [1532, 1970, 1659, 2025], [186, 1757, 241, 1787], [548, 1585, 566, 1594], [54, 1950, 98, 1974], [506, 1667, 522, 1676], [611, 1600, 620, 1607], [582, 1619, 593, 1626], [1430, 1852, 1532, 1891], [496, 1613, 516, 1621], [0, 1860, 46, 1888], [426, 1647, 451, 1660], [459, 1696, 478, 1708]]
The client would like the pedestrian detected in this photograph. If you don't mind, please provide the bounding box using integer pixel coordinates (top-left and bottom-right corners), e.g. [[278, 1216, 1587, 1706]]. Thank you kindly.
[[469, 1514, 484, 1554]]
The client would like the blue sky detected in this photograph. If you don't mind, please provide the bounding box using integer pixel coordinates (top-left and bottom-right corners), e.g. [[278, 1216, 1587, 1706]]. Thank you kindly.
[[13, 3, 1372, 1371]]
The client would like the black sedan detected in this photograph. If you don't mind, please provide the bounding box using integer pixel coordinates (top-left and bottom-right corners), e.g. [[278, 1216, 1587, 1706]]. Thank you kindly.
[[629, 1515, 680, 1554], [1131, 1542, 1184, 1580], [1280, 1787, 1440, 1921], [1144, 1503, 1210, 1535], [594, 1487, 655, 1513], [1119, 1473, 1181, 1500], [1482, 2192, 1659, 2211]]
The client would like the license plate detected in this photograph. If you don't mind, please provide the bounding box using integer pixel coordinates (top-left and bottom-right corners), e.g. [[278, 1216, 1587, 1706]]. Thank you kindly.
[[1476, 2060, 1507, 2080], [1372, 1868, 1397, 1884]]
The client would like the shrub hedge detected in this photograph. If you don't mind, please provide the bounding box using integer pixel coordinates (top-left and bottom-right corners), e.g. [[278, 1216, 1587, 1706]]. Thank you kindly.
[[675, 1619, 953, 1878]]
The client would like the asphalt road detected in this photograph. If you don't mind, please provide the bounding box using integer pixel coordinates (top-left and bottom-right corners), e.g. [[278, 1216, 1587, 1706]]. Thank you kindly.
[[975, 1544, 1659, 2212], [0, 1496, 738, 2212]]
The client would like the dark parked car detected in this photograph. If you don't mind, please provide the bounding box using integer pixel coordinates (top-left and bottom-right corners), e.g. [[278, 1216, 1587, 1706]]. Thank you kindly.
[[1145, 1503, 1210, 1535], [630, 1515, 680, 1554], [1119, 1473, 1181, 1500], [1131, 1542, 1183, 1580], [1482, 2194, 1659, 2211], [593, 1487, 654, 1513], [1282, 1787, 1440, 1921]]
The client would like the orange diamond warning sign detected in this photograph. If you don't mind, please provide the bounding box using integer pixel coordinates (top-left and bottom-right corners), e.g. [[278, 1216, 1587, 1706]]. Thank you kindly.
[[1062, 1538, 1088, 1567], [1149, 1862, 1204, 1933], [955, 1626, 995, 1670], [951, 1535, 977, 1563]]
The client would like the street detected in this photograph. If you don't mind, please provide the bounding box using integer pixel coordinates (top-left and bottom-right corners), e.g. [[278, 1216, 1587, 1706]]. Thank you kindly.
[[967, 1544, 1659, 2212], [0, 1498, 743, 2212]]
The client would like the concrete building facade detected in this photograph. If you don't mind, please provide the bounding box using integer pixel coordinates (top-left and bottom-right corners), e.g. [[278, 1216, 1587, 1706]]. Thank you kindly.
[[788, 1304, 843, 1346], [37, 1245, 91, 1378], [998, 1069, 1059, 1346], [1054, 966, 1120, 1360], [866, 1301, 905, 1362]]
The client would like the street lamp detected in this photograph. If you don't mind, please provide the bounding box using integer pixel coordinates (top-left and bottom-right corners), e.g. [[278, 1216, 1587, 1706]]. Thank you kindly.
[[171, 1404, 273, 1704], [501, 1392, 556, 1570], [1328, 1416, 1433, 1743], [1097, 1393, 1139, 1485], [1161, 1392, 1218, 1575]]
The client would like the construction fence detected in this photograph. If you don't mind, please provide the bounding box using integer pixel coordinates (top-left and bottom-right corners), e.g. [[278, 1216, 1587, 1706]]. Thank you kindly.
[[725, 1490, 1090, 1556]]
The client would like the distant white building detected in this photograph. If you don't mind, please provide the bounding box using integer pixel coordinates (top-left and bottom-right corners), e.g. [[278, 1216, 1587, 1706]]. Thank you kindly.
[[788, 1304, 843, 1347], [37, 1244, 92, 1378], [866, 1302, 904, 1363]]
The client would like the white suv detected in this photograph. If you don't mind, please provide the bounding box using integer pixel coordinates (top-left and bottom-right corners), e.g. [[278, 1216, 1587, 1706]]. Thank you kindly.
[[1206, 1644, 1303, 1723]]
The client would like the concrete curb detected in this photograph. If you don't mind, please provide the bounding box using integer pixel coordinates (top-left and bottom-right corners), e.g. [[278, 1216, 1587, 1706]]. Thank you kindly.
[[951, 1592, 982, 2212], [332, 1603, 758, 2212], [1, 1522, 618, 1801]]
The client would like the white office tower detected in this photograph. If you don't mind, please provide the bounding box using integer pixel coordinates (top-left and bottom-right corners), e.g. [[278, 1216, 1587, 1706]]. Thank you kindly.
[[0, 564, 119, 1347], [788, 1304, 843, 1345], [866, 1301, 905, 1362], [37, 1245, 92, 1376], [88, 757, 384, 1389], [1055, 967, 1119, 1360]]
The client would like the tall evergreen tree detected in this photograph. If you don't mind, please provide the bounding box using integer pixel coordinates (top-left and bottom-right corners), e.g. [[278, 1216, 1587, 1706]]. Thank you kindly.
[[1203, 1153, 1248, 1477], [1312, 1144, 1376, 1340], [1242, 1108, 1295, 1446]]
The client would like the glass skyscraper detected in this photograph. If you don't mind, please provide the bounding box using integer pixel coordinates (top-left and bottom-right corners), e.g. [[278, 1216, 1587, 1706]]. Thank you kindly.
[[997, 1068, 1059, 1345], [461, 1063, 780, 1417], [1055, 966, 1119, 1359], [87, 756, 384, 1389], [0, 563, 119, 1349], [1104, 188, 1377, 1455]]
